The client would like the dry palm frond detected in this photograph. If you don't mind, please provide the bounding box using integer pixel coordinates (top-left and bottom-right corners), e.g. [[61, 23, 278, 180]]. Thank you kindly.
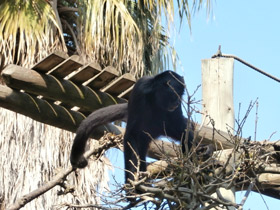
[[0, 0, 66, 69], [71, 0, 211, 77], [0, 108, 111, 209], [75, 0, 144, 77]]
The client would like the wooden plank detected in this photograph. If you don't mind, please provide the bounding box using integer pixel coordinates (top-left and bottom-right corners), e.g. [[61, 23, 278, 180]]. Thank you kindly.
[[0, 85, 123, 139], [32, 51, 68, 73], [1, 64, 126, 113], [118, 85, 134, 100], [85, 66, 119, 90], [48, 55, 84, 78], [68, 62, 102, 84], [101, 73, 135, 96]]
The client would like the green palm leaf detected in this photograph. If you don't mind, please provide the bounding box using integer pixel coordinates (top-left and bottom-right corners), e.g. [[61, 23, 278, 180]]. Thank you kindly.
[[0, 0, 66, 68]]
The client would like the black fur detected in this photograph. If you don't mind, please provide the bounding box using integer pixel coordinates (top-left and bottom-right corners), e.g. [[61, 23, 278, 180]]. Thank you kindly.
[[70, 103, 127, 168], [70, 71, 193, 184]]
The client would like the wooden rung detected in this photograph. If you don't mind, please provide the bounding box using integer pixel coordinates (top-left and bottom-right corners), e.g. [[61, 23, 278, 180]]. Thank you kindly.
[[48, 55, 84, 78], [118, 85, 134, 100], [101, 73, 135, 96], [32, 51, 68, 73], [85, 66, 119, 90], [68, 62, 102, 84]]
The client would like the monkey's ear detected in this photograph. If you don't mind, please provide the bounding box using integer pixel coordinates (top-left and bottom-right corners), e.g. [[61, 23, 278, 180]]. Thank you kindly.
[[154, 70, 173, 80], [154, 70, 184, 84]]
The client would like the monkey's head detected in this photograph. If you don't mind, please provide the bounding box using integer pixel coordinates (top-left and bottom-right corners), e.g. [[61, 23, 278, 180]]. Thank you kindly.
[[153, 71, 185, 112]]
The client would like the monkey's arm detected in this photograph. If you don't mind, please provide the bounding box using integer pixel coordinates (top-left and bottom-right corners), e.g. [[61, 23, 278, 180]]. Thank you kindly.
[[70, 103, 128, 168]]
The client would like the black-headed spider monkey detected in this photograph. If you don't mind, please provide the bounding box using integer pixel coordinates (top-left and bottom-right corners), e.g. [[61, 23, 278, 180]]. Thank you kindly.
[[70, 71, 193, 184]]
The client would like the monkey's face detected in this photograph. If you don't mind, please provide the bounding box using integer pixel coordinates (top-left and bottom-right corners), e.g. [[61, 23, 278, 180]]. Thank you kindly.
[[155, 78, 185, 112]]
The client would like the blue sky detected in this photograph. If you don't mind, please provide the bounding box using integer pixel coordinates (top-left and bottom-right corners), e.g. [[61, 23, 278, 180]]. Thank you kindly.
[[173, 1, 280, 209], [108, 1, 280, 209], [177, 1, 280, 143]]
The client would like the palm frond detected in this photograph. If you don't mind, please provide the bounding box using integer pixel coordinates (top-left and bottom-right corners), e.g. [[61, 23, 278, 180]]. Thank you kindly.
[[0, 108, 111, 209], [73, 0, 143, 77], [0, 0, 66, 69]]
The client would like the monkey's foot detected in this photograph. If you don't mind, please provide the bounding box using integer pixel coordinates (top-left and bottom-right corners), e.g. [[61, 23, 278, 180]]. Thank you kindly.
[[70, 155, 88, 168]]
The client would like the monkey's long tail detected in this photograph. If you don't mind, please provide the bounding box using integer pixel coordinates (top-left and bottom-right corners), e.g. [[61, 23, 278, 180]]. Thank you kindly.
[[70, 103, 128, 168]]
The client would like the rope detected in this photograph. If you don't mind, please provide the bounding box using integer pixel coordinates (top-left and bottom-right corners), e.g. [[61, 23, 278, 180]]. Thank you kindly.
[[211, 46, 280, 83]]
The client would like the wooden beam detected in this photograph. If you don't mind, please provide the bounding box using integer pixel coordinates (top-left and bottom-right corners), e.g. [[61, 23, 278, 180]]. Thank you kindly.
[[0, 85, 122, 139], [147, 123, 236, 160], [1, 64, 126, 112]]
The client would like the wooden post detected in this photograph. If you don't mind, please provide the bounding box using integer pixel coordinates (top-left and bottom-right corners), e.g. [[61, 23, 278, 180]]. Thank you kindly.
[[202, 58, 234, 130], [201, 58, 235, 209]]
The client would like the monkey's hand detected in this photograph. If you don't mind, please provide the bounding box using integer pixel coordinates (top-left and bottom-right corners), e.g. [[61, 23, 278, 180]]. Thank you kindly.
[[70, 155, 88, 168]]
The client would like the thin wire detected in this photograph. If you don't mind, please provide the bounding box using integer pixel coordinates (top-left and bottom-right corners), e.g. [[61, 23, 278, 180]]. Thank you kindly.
[[212, 46, 280, 83]]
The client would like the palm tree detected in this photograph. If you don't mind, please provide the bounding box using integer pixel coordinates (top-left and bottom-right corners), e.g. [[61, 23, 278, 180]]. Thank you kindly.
[[0, 0, 211, 77], [0, 0, 211, 209]]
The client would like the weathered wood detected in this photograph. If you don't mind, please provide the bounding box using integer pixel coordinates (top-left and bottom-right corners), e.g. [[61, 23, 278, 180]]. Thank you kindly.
[[85, 66, 119, 90], [48, 55, 84, 78], [101, 73, 135, 96], [202, 58, 235, 131], [68, 62, 102, 84], [118, 85, 134, 99], [148, 123, 236, 160], [201, 58, 235, 149], [32, 51, 68, 73], [1, 64, 125, 112], [258, 173, 280, 186], [202, 58, 235, 210], [195, 124, 234, 149], [0, 85, 122, 138]]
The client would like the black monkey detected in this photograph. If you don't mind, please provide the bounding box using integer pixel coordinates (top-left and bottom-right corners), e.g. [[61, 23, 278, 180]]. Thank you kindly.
[[70, 71, 193, 184]]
